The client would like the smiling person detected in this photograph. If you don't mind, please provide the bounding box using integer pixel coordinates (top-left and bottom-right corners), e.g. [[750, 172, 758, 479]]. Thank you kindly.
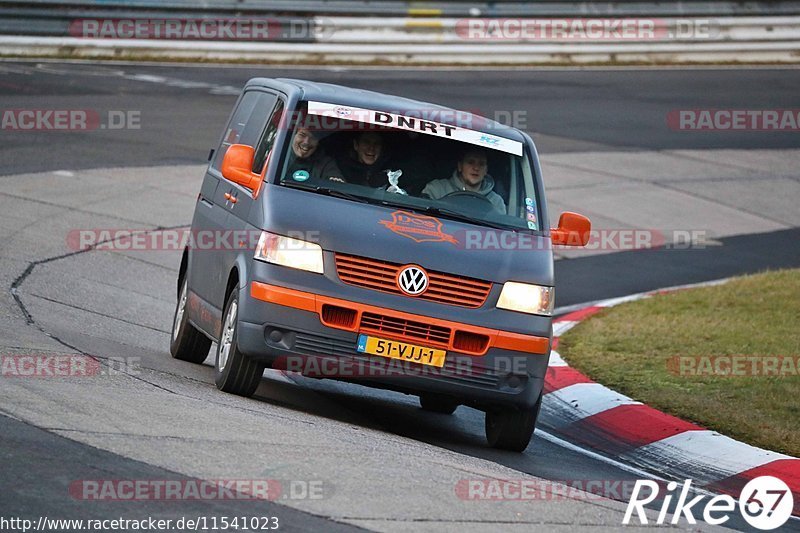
[[336, 131, 389, 187], [286, 127, 344, 183], [422, 148, 506, 213]]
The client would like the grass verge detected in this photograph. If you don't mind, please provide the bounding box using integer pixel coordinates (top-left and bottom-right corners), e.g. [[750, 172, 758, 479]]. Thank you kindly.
[[559, 269, 800, 457]]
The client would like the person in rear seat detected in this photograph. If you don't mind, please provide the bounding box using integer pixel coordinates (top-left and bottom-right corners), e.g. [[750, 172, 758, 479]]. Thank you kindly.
[[336, 131, 390, 187]]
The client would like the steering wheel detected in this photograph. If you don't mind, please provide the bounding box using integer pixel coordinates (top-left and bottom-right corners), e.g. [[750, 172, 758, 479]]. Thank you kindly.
[[439, 190, 494, 212]]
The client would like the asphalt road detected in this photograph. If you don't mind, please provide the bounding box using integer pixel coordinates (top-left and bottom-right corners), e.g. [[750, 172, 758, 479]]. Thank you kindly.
[[1, 61, 799, 532], [1, 62, 800, 175], [0, 414, 363, 533]]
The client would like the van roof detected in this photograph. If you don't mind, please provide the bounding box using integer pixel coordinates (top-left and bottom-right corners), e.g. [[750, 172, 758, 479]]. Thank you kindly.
[[245, 77, 526, 143]]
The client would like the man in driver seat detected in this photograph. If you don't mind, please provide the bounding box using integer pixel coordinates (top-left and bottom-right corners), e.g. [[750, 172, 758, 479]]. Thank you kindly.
[[422, 148, 506, 214]]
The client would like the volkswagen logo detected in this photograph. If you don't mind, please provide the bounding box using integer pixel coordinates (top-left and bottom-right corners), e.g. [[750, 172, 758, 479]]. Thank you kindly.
[[397, 265, 428, 296]]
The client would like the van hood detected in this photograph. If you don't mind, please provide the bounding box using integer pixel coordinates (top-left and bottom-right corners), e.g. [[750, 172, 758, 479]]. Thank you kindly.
[[262, 185, 554, 286]]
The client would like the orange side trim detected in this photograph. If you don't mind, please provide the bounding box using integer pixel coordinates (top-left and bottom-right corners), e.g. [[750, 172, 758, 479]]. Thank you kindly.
[[250, 282, 316, 313], [250, 281, 549, 355], [495, 331, 550, 354]]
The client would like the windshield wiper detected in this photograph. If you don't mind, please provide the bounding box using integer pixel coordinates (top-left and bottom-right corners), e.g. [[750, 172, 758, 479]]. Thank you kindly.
[[315, 186, 373, 204], [423, 205, 519, 231], [283, 181, 520, 231], [282, 181, 372, 204]]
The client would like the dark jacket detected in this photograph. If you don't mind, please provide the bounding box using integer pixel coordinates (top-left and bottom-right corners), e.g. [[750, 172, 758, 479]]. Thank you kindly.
[[336, 152, 390, 188], [286, 150, 343, 183]]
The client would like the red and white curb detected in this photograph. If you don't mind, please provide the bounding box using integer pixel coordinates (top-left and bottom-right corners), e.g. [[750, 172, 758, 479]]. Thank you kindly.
[[541, 279, 800, 516]]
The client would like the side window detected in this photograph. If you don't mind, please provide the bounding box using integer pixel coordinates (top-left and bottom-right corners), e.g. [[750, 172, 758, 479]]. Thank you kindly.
[[212, 91, 278, 172], [252, 100, 285, 174]]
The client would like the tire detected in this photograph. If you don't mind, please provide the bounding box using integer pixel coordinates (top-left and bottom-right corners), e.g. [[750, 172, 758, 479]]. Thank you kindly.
[[485, 392, 542, 452], [170, 277, 212, 363], [214, 288, 264, 397], [419, 393, 459, 415]]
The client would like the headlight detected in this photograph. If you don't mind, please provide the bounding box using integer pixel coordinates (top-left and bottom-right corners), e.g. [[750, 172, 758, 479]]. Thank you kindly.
[[497, 282, 554, 316], [254, 231, 324, 274]]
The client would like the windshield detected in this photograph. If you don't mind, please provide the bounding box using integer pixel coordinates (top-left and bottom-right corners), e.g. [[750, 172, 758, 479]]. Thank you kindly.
[[276, 101, 542, 232]]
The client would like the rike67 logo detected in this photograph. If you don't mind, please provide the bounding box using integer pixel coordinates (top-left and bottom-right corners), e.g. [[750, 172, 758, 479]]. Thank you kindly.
[[624, 476, 794, 530]]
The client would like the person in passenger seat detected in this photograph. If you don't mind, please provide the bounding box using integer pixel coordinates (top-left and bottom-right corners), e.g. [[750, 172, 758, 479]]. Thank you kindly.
[[336, 131, 389, 187], [421, 148, 506, 214], [285, 127, 344, 183]]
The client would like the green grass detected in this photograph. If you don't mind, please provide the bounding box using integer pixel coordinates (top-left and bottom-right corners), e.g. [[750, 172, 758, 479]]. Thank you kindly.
[[559, 269, 800, 457]]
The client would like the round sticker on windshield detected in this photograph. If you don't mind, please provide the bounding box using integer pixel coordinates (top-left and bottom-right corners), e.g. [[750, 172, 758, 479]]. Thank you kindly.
[[292, 170, 310, 182], [526, 205, 535, 213], [527, 213, 537, 222], [527, 221, 537, 230], [525, 198, 534, 207]]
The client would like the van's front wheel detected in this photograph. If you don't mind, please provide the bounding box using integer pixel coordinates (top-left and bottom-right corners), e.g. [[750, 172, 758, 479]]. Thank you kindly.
[[214, 289, 264, 397], [485, 393, 542, 452]]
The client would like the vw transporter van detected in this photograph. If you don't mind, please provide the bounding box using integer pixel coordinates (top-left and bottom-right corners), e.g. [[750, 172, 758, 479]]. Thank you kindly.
[[169, 79, 590, 452]]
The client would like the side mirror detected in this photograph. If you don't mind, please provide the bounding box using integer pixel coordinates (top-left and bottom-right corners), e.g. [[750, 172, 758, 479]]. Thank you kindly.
[[221, 144, 260, 190], [550, 212, 591, 247]]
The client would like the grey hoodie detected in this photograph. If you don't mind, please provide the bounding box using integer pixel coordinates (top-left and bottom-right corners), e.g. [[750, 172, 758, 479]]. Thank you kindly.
[[421, 171, 506, 214]]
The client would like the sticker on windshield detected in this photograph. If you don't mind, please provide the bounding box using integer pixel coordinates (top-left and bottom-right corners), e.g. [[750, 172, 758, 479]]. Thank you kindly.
[[292, 170, 310, 182], [527, 213, 537, 223], [307, 101, 523, 156], [526, 205, 535, 213], [527, 221, 537, 230], [525, 198, 534, 207]]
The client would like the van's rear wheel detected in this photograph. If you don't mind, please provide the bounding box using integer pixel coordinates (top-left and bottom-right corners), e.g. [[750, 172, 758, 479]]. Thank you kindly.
[[419, 393, 458, 414], [214, 288, 264, 397], [170, 278, 211, 363], [485, 392, 542, 452]]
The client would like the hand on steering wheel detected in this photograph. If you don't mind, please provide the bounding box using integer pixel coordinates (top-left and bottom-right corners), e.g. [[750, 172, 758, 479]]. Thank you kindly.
[[440, 190, 493, 206]]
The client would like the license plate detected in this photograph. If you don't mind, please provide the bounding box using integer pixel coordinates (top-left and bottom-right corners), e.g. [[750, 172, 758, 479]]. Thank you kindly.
[[356, 334, 446, 368]]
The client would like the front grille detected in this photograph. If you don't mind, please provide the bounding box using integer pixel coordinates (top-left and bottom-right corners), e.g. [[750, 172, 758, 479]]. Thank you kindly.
[[360, 312, 451, 347], [335, 253, 492, 308]]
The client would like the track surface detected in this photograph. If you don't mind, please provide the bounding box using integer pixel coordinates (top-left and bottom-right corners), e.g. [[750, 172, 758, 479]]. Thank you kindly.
[[1, 61, 799, 532], [2, 62, 800, 175]]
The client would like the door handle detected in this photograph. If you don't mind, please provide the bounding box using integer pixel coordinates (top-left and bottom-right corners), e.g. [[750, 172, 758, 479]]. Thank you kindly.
[[224, 192, 238, 204]]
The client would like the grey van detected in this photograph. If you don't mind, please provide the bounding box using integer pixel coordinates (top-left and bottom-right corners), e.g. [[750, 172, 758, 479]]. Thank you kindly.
[[170, 79, 590, 452]]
